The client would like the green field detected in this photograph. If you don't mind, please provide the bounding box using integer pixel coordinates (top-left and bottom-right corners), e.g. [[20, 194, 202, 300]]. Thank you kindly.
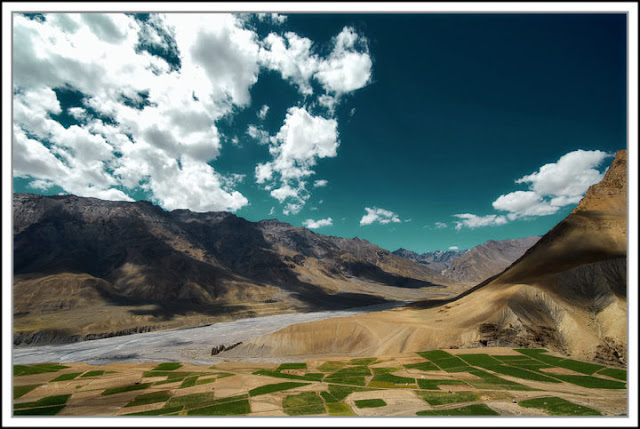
[[354, 399, 387, 408], [518, 396, 602, 416], [416, 404, 500, 416], [12, 348, 627, 417]]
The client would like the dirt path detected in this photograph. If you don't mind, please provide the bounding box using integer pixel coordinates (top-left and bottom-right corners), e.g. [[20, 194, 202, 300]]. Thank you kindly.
[[13, 301, 411, 365]]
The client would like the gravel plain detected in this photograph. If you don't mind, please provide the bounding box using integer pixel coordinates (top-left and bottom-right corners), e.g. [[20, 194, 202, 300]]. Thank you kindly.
[[13, 301, 411, 365]]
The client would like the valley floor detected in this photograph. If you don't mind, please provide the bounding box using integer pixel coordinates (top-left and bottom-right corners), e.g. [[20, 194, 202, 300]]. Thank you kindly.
[[12, 348, 627, 417], [13, 301, 412, 365]]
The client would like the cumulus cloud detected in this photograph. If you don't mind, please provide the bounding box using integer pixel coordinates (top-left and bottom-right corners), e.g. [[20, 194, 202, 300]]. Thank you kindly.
[[303, 217, 333, 229], [360, 207, 402, 226], [255, 106, 339, 214], [257, 104, 269, 119], [258, 25, 372, 101], [313, 179, 328, 188], [13, 13, 373, 215], [246, 124, 270, 144], [453, 213, 508, 230], [492, 150, 612, 219], [12, 13, 268, 212], [454, 149, 612, 229], [434, 222, 448, 229], [448, 246, 459, 250]]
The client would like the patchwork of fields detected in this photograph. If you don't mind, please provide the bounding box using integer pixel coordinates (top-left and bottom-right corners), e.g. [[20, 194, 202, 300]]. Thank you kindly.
[[13, 348, 627, 417]]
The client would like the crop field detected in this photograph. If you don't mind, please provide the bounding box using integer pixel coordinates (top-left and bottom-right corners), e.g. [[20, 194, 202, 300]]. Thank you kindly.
[[12, 348, 626, 417]]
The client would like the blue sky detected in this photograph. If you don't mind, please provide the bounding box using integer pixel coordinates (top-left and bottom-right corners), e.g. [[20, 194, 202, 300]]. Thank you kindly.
[[11, 12, 627, 253]]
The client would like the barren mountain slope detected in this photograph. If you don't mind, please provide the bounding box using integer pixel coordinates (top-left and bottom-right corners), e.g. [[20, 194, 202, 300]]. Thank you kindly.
[[224, 150, 627, 365], [13, 194, 460, 344], [442, 236, 541, 283]]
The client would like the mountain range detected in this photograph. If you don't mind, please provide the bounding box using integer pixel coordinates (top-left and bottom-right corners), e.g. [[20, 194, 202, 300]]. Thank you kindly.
[[13, 193, 460, 344], [393, 236, 541, 283], [222, 150, 628, 366]]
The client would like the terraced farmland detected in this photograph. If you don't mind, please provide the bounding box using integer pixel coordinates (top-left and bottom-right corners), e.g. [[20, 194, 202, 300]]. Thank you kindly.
[[12, 348, 626, 416]]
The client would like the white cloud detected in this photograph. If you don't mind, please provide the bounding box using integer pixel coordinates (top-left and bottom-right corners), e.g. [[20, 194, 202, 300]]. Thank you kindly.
[[454, 149, 612, 229], [360, 207, 402, 226], [12, 13, 265, 212], [246, 124, 270, 144], [256, 106, 339, 214], [448, 246, 459, 251], [434, 222, 448, 229], [258, 25, 372, 101], [492, 190, 559, 217], [257, 104, 269, 119], [453, 213, 508, 230], [314, 27, 372, 96], [492, 150, 612, 220], [12, 14, 372, 215], [313, 179, 328, 188], [256, 13, 288, 24], [303, 217, 333, 229]]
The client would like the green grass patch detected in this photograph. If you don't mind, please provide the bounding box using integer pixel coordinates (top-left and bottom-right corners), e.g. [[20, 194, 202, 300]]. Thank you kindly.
[[416, 379, 467, 390], [14, 394, 70, 409], [324, 366, 371, 386], [326, 402, 355, 415], [187, 399, 250, 415], [326, 384, 375, 401], [354, 398, 386, 408], [368, 373, 416, 388], [418, 391, 478, 406], [101, 383, 151, 396], [372, 367, 403, 374], [13, 384, 41, 399], [142, 370, 208, 380], [277, 363, 307, 370], [553, 374, 626, 389], [14, 405, 66, 416], [123, 405, 184, 416], [464, 368, 533, 391], [282, 392, 326, 416], [213, 394, 249, 404], [320, 391, 338, 403], [417, 404, 499, 416], [417, 350, 454, 361], [80, 370, 105, 378], [179, 376, 198, 389], [167, 392, 216, 409], [597, 367, 627, 381], [519, 396, 601, 416], [124, 391, 171, 407], [214, 372, 235, 379], [403, 361, 439, 371], [153, 362, 183, 371], [253, 369, 323, 381], [14, 363, 69, 377], [317, 361, 346, 372], [195, 377, 217, 386], [50, 372, 83, 382], [458, 354, 502, 367], [249, 382, 310, 397], [514, 349, 604, 375], [494, 355, 536, 363], [436, 358, 470, 371], [349, 358, 378, 365]]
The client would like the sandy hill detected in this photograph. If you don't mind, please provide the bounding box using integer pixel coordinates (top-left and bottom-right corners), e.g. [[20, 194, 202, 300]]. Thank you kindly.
[[13, 194, 460, 345], [225, 150, 627, 366]]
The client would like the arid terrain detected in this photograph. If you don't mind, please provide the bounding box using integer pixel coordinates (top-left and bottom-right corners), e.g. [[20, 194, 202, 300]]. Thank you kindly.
[[12, 151, 628, 418], [220, 150, 628, 365]]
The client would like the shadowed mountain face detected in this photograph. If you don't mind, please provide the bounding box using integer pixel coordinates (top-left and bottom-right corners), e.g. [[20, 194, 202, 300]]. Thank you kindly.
[[13, 194, 455, 344], [223, 150, 628, 366], [393, 236, 541, 283]]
